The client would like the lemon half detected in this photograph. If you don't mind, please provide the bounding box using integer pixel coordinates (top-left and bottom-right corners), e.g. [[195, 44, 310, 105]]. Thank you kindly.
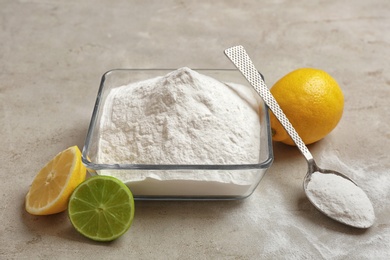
[[25, 146, 87, 215]]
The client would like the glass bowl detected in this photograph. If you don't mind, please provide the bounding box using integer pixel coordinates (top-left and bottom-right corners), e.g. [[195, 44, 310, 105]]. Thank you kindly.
[[82, 69, 273, 200]]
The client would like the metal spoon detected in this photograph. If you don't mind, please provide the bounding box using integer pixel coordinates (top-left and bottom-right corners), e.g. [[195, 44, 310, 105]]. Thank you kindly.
[[224, 45, 375, 228]]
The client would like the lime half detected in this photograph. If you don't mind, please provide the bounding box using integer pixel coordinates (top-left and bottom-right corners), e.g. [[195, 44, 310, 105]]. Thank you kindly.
[[68, 176, 135, 242]]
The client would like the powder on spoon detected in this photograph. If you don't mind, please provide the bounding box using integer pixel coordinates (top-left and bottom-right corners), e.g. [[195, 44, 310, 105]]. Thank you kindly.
[[306, 171, 375, 228]]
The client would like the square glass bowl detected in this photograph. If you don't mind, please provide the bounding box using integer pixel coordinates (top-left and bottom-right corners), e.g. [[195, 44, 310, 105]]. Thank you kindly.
[[82, 69, 273, 200]]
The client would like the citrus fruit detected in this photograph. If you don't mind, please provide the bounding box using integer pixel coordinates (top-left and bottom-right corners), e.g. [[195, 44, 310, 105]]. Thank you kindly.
[[270, 68, 344, 145], [68, 176, 135, 242], [25, 146, 87, 215]]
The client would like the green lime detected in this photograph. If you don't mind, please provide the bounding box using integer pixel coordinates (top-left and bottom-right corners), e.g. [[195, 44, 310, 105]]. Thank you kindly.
[[68, 175, 135, 242]]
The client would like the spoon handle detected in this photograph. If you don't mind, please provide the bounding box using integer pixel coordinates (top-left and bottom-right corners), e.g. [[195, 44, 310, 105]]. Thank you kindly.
[[224, 45, 314, 162]]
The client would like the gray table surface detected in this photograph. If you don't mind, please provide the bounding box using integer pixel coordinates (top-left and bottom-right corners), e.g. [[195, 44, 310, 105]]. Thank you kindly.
[[1, 0, 389, 259]]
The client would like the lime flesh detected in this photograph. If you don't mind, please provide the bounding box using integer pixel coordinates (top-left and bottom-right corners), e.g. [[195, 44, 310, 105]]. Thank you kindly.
[[68, 176, 135, 242]]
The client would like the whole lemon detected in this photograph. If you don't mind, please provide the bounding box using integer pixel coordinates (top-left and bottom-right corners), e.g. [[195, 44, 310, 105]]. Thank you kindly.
[[270, 68, 344, 145]]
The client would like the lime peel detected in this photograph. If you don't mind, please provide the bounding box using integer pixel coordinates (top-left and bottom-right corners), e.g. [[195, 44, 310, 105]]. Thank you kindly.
[[68, 176, 135, 242]]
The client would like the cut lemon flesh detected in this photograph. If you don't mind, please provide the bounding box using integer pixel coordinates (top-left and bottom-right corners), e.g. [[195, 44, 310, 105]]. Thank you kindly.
[[25, 146, 87, 215], [68, 176, 135, 242]]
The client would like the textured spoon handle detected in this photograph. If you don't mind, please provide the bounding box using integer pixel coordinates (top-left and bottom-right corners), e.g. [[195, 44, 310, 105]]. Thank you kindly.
[[224, 45, 313, 161]]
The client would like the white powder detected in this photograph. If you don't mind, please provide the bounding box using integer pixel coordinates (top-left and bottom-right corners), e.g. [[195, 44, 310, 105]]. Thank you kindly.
[[306, 171, 375, 228], [97, 67, 262, 196]]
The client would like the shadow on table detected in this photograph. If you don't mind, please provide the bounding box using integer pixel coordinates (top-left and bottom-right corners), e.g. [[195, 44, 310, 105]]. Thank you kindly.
[[20, 197, 114, 246]]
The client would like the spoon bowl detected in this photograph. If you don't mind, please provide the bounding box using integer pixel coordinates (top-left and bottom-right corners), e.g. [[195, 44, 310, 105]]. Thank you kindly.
[[303, 159, 357, 189], [224, 45, 375, 228], [303, 161, 375, 228]]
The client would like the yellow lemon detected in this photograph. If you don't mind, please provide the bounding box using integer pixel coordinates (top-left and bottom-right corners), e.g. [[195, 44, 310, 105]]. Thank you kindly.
[[25, 146, 87, 215], [270, 68, 344, 145]]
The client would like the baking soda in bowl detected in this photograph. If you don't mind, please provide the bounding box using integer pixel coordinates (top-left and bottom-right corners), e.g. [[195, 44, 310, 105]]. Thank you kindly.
[[96, 67, 263, 196], [101, 169, 260, 197]]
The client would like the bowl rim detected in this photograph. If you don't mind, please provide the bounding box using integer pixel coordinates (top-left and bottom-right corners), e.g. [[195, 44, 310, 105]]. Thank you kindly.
[[82, 68, 274, 171]]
